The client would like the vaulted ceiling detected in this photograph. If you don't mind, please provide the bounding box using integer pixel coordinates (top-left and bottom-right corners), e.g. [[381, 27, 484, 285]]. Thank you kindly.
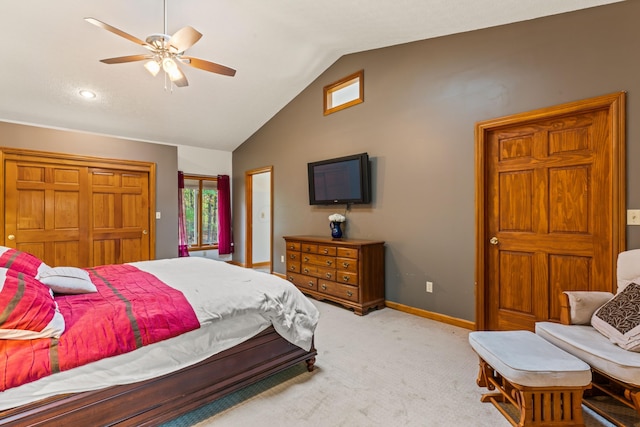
[[0, 0, 622, 151]]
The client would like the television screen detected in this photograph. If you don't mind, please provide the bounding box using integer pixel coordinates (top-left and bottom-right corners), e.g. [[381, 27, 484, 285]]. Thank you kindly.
[[308, 153, 371, 205]]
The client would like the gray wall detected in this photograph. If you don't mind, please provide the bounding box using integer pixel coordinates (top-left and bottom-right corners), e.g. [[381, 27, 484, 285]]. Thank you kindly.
[[233, 1, 640, 323], [0, 121, 178, 260]]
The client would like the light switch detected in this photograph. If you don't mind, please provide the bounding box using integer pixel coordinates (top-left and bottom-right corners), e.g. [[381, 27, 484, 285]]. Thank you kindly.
[[627, 210, 640, 225], [156, 211, 161, 219]]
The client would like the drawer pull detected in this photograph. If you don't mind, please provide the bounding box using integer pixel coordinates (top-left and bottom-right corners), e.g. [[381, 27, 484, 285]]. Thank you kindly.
[[290, 254, 295, 259], [308, 281, 314, 287], [326, 260, 333, 266], [289, 266, 295, 271], [346, 291, 353, 297], [304, 256, 309, 262], [323, 248, 328, 254], [321, 284, 327, 290], [306, 247, 312, 252], [287, 276, 293, 281], [325, 272, 332, 279], [343, 276, 350, 282], [304, 268, 309, 273], [342, 262, 350, 268], [289, 245, 295, 249]]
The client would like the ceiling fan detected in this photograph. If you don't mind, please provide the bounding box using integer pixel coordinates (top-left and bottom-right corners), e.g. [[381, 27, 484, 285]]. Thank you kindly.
[[85, 0, 236, 88]]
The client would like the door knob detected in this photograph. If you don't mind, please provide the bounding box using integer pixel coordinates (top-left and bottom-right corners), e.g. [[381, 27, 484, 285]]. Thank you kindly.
[[142, 230, 148, 235], [7, 235, 15, 240], [490, 237, 499, 245]]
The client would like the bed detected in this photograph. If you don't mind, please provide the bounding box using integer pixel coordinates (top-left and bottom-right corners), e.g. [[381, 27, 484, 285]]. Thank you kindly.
[[0, 251, 319, 426]]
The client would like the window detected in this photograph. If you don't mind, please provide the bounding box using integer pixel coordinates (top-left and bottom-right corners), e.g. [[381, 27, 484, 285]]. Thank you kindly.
[[183, 175, 218, 250], [323, 70, 364, 115]]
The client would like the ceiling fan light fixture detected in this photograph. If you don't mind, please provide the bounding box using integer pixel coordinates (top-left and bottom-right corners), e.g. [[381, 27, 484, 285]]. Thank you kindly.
[[144, 60, 161, 76], [162, 57, 177, 73]]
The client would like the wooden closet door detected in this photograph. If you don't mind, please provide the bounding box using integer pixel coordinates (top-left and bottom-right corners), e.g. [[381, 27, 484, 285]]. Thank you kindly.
[[4, 160, 90, 266], [90, 168, 150, 266]]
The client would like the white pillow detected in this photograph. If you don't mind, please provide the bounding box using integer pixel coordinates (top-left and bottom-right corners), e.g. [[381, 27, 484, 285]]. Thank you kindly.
[[38, 266, 97, 294]]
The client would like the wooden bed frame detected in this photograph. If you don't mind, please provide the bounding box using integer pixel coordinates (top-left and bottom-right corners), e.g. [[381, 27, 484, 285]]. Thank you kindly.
[[0, 326, 316, 426]]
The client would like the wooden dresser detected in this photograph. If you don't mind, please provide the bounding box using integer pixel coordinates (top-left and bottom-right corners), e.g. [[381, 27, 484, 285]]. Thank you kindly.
[[283, 235, 385, 315]]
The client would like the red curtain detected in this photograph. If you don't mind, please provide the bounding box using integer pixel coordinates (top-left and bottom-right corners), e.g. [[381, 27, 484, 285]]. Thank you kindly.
[[217, 175, 233, 254], [177, 171, 190, 257]]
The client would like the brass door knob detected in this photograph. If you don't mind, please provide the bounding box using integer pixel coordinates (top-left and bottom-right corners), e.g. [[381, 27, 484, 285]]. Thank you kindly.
[[490, 237, 499, 245], [7, 234, 15, 240]]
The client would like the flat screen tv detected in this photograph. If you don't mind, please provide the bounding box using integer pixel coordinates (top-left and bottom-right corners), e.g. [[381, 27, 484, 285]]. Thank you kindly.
[[308, 153, 371, 205]]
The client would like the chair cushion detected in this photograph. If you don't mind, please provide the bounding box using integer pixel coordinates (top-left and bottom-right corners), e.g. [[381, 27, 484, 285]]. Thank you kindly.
[[616, 249, 640, 293], [564, 291, 613, 325], [469, 330, 591, 387], [591, 282, 640, 351], [536, 321, 640, 387]]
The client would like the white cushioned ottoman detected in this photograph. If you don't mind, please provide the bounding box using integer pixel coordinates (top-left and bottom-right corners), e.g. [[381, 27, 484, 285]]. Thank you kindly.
[[469, 330, 591, 427]]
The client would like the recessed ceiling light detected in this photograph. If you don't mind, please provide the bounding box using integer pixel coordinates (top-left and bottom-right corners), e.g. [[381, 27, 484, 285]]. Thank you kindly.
[[79, 89, 96, 99]]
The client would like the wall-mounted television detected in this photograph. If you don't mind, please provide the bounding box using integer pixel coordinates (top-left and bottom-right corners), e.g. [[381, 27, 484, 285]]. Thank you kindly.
[[308, 152, 371, 205]]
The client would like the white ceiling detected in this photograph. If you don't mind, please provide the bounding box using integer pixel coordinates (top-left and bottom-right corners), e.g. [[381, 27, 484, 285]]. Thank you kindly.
[[0, 0, 623, 152]]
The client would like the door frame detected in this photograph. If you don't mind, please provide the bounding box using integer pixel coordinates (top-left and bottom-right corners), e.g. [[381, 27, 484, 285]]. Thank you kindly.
[[474, 92, 626, 330], [244, 166, 273, 271]]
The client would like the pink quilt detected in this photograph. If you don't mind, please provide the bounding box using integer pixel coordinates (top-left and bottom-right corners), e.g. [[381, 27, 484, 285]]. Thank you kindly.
[[0, 264, 200, 391]]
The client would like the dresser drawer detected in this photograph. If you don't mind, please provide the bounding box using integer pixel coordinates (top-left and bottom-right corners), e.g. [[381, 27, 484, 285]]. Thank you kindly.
[[301, 243, 318, 254], [317, 266, 337, 281], [286, 241, 301, 251], [287, 251, 300, 262], [318, 280, 359, 302], [286, 272, 317, 291], [302, 253, 336, 268], [286, 261, 300, 273], [318, 245, 337, 256], [300, 264, 318, 276], [337, 247, 358, 258], [337, 257, 358, 273], [337, 271, 358, 286]]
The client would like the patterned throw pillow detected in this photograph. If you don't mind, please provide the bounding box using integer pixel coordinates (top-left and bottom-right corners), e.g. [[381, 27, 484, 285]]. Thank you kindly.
[[592, 282, 640, 351], [0, 268, 65, 339], [0, 246, 51, 279]]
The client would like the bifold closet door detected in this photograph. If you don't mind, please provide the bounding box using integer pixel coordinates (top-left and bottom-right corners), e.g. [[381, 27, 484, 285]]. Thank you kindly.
[[4, 155, 153, 267], [4, 160, 90, 266], [89, 168, 150, 266]]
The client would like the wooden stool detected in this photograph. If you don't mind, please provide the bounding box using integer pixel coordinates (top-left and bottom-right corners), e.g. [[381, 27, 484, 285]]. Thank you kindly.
[[469, 331, 592, 427]]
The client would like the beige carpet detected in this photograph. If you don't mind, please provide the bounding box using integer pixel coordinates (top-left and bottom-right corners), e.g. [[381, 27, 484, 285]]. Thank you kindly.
[[163, 299, 628, 427]]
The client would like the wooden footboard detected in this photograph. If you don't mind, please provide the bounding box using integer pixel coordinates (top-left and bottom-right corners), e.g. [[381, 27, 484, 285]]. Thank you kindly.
[[0, 327, 316, 426]]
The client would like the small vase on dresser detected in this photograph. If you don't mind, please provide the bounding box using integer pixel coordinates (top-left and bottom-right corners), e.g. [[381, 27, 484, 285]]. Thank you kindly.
[[330, 221, 343, 239]]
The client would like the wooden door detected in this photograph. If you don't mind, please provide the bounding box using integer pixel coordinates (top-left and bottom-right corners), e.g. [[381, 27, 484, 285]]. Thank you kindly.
[[2, 149, 155, 267], [475, 92, 625, 331], [4, 160, 90, 266], [89, 168, 150, 266]]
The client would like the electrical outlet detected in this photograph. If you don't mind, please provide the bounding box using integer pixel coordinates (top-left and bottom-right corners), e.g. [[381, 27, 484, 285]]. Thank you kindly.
[[426, 281, 433, 293], [628, 210, 640, 225]]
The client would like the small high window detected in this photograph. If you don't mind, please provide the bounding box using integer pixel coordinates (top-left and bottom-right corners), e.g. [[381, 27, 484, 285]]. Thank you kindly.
[[323, 70, 364, 115]]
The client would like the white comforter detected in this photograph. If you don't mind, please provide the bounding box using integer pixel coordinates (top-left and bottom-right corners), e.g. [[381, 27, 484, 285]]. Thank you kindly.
[[0, 257, 319, 410], [134, 257, 319, 351]]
